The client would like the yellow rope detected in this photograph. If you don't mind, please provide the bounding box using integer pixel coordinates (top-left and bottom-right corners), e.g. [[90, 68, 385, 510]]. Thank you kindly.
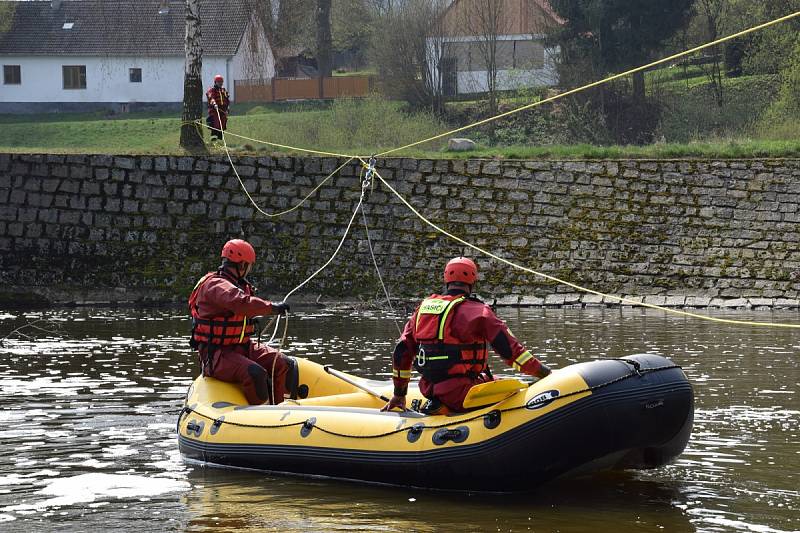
[[375, 10, 800, 157], [212, 108, 355, 217], [365, 159, 800, 328], [194, 119, 357, 159], [190, 11, 800, 160], [188, 11, 800, 328]]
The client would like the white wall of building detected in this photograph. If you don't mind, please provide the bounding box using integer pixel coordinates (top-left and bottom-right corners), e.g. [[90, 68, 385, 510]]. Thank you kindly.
[[455, 49, 559, 93], [425, 34, 560, 95], [0, 55, 235, 103]]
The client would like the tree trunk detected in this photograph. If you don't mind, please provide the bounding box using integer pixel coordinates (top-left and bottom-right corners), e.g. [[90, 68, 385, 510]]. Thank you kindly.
[[316, 0, 333, 79], [179, 0, 206, 152], [632, 71, 645, 103], [487, 45, 498, 114]]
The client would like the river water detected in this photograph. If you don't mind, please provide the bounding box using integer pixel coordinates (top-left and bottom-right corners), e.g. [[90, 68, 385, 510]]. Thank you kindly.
[[0, 306, 797, 532]]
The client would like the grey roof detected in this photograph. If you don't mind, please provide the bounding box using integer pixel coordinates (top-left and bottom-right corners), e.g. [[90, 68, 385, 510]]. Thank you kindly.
[[0, 0, 254, 57]]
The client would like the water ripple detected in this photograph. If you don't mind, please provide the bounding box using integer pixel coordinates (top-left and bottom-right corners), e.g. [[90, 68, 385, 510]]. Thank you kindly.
[[0, 307, 797, 532]]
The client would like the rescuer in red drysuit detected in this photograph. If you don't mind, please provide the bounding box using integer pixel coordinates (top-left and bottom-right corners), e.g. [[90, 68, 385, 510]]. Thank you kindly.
[[189, 239, 290, 405], [206, 74, 230, 140], [382, 257, 552, 414]]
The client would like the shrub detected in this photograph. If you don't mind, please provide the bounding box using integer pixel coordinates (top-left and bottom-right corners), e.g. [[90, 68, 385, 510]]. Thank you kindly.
[[230, 96, 445, 154], [758, 40, 800, 138]]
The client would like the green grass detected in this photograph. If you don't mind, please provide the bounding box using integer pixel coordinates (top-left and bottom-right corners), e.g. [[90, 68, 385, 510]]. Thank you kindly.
[[0, 97, 445, 156], [0, 113, 183, 154], [226, 97, 446, 155], [657, 73, 781, 142], [415, 138, 800, 160], [1, 86, 797, 159]]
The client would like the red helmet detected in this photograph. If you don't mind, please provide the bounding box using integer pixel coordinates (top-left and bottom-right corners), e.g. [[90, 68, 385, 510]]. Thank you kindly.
[[214, 74, 224, 83], [221, 239, 255, 264], [444, 257, 478, 285]]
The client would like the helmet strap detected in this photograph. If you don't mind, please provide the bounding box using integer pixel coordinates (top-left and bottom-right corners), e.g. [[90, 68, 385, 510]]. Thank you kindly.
[[220, 259, 245, 280]]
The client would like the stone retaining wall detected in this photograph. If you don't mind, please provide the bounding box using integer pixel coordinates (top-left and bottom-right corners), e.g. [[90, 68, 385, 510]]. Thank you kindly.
[[2, 153, 800, 308]]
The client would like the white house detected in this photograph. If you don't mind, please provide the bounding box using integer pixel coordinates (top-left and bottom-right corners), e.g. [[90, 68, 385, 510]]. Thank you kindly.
[[429, 0, 563, 96], [0, 0, 275, 113]]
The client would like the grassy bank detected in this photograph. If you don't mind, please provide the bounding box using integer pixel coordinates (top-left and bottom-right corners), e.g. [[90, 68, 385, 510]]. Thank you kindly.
[[0, 98, 446, 156], [1, 79, 797, 159]]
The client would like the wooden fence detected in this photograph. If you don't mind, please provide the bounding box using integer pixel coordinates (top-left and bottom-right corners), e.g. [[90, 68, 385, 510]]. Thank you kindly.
[[234, 76, 373, 103]]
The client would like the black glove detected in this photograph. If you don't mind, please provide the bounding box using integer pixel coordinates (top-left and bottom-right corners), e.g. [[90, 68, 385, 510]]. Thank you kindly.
[[273, 301, 290, 316], [534, 362, 552, 380]]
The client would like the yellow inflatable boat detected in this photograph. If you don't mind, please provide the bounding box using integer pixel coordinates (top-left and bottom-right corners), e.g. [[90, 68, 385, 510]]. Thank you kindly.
[[178, 354, 693, 491]]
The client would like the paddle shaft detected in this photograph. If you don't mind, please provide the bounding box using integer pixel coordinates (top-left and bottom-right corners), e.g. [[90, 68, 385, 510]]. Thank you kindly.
[[324, 365, 391, 402]]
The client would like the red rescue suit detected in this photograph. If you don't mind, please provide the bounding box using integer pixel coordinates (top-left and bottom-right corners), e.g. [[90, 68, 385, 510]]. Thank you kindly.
[[189, 269, 288, 405], [391, 289, 546, 412], [190, 273, 256, 346], [206, 85, 230, 135]]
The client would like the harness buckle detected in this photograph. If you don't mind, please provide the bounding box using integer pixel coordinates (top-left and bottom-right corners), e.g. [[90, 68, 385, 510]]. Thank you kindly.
[[417, 346, 427, 367]]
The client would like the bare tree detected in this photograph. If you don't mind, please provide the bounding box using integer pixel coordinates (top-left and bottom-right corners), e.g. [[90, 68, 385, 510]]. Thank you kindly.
[[694, 0, 730, 107], [370, 0, 449, 112], [366, 0, 395, 17], [461, 0, 510, 113], [252, 0, 314, 66], [237, 1, 275, 80], [179, 0, 205, 151]]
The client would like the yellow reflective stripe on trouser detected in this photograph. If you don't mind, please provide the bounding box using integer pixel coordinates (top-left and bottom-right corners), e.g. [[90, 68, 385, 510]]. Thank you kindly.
[[437, 297, 465, 340], [238, 317, 248, 343], [513, 350, 534, 371], [392, 369, 412, 379]]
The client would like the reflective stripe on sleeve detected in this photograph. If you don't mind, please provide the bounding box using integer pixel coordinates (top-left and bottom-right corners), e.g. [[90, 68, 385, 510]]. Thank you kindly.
[[392, 369, 412, 379], [512, 350, 534, 371]]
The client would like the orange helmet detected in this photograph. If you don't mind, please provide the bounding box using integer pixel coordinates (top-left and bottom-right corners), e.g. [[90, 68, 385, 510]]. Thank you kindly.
[[444, 257, 478, 285], [221, 239, 255, 264], [214, 74, 224, 83]]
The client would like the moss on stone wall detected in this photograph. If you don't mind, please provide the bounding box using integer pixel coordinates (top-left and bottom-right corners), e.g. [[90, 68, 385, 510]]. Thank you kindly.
[[2, 153, 800, 305]]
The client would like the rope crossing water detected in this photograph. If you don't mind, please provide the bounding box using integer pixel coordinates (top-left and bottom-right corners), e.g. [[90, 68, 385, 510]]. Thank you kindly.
[[198, 11, 800, 329], [213, 106, 367, 305], [365, 160, 800, 329], [358, 157, 403, 335]]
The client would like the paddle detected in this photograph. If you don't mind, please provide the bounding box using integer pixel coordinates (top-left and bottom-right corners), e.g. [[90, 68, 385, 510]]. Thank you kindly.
[[323, 365, 391, 403], [462, 378, 528, 409]]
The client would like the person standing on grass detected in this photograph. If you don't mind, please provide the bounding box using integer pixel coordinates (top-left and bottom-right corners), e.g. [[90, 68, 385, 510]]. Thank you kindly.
[[206, 74, 230, 141]]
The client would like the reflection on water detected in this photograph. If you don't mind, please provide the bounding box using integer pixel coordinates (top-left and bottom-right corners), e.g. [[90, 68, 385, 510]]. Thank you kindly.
[[0, 307, 797, 532]]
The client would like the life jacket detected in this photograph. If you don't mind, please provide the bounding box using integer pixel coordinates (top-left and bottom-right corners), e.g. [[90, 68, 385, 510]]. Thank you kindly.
[[207, 86, 229, 112], [412, 293, 488, 384], [188, 271, 256, 348]]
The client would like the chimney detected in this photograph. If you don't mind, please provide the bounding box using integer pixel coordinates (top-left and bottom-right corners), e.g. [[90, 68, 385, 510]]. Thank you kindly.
[[158, 0, 170, 15], [51, 0, 62, 9]]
